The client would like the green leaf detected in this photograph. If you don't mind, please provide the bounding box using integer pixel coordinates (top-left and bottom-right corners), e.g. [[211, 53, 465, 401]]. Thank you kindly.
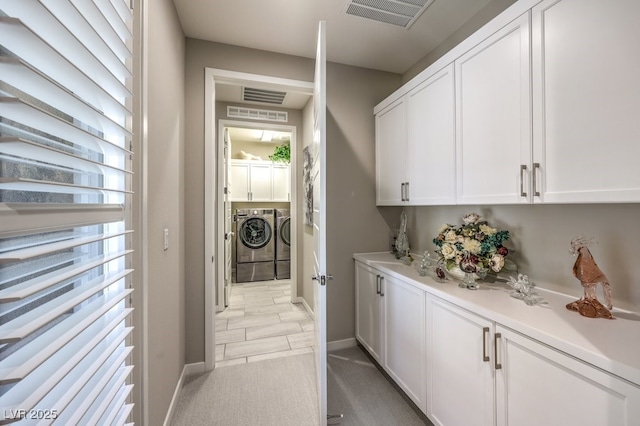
[[269, 143, 290, 163]]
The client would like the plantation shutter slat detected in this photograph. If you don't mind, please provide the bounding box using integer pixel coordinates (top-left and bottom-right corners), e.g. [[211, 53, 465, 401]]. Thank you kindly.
[[0, 17, 131, 122], [0, 293, 132, 384], [0, 204, 125, 238], [0, 57, 132, 138], [0, 270, 132, 343], [0, 250, 132, 301], [0, 0, 135, 422]]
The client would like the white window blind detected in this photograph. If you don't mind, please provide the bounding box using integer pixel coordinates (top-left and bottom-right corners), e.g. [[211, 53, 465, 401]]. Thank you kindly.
[[0, 0, 135, 424]]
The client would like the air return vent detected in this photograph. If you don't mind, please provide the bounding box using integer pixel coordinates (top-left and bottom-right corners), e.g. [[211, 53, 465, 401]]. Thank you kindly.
[[343, 0, 434, 29], [227, 106, 288, 123], [242, 87, 287, 105]]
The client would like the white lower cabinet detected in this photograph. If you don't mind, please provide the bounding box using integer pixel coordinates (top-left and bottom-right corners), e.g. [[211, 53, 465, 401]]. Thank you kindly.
[[383, 274, 426, 413], [355, 262, 384, 364], [426, 295, 495, 426], [426, 294, 640, 426], [495, 326, 640, 426], [354, 261, 427, 413]]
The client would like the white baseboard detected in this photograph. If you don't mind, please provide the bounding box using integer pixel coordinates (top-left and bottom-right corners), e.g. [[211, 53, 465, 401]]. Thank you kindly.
[[162, 362, 206, 426], [327, 338, 357, 352], [296, 296, 315, 320]]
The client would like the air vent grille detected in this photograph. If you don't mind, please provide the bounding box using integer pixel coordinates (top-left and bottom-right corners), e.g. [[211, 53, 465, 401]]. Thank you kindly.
[[344, 0, 434, 29], [227, 106, 288, 123], [242, 87, 287, 105]]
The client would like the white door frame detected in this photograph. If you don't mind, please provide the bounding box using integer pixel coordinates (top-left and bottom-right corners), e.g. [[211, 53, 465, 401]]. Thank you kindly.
[[204, 67, 313, 370]]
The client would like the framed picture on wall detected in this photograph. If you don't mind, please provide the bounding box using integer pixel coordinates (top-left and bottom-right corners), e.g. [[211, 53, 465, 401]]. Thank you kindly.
[[303, 145, 313, 226]]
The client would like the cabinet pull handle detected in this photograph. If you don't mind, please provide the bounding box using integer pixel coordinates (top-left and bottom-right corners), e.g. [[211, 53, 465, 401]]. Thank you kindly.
[[482, 327, 490, 362], [494, 332, 502, 370], [400, 183, 405, 201], [533, 162, 541, 197], [405, 182, 410, 202], [380, 276, 385, 297], [520, 165, 527, 197], [376, 275, 381, 295]]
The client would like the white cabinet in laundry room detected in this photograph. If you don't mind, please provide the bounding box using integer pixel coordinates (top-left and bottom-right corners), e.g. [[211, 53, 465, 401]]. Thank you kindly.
[[230, 160, 288, 202], [455, 12, 532, 205], [531, 0, 640, 203]]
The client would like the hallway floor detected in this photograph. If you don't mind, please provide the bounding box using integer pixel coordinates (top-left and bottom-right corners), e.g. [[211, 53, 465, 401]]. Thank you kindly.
[[215, 279, 315, 367]]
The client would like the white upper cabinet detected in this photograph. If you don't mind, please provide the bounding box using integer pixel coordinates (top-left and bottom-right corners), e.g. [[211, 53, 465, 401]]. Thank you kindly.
[[531, 0, 640, 203], [271, 163, 290, 201], [407, 64, 456, 205], [455, 12, 532, 205], [230, 160, 290, 202], [376, 64, 456, 206], [376, 98, 408, 205]]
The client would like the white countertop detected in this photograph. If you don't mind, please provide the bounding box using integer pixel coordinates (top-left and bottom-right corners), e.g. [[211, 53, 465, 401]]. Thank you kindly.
[[354, 252, 640, 386]]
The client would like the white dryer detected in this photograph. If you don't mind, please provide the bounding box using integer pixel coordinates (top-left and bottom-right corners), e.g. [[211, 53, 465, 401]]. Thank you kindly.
[[235, 208, 275, 282], [275, 209, 290, 279]]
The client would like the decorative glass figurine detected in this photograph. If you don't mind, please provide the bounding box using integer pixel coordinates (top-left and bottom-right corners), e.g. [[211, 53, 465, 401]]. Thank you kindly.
[[507, 274, 546, 306], [417, 251, 446, 282], [566, 237, 613, 319], [395, 211, 411, 264]]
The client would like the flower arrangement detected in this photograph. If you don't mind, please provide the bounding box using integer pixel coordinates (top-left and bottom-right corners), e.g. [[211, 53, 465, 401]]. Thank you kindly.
[[432, 212, 514, 275]]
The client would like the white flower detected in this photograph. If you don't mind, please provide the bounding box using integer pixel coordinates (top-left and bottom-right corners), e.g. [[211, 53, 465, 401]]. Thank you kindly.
[[441, 243, 457, 259], [479, 224, 497, 235], [462, 238, 482, 254], [462, 212, 480, 225], [438, 224, 449, 234], [490, 253, 505, 272], [444, 230, 458, 242]]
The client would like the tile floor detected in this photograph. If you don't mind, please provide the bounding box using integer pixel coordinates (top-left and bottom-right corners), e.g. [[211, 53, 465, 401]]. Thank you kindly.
[[215, 279, 315, 367]]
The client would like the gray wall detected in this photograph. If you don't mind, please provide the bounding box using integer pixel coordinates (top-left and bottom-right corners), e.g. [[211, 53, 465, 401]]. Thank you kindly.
[[185, 39, 401, 362], [146, 0, 186, 424], [383, 204, 640, 311]]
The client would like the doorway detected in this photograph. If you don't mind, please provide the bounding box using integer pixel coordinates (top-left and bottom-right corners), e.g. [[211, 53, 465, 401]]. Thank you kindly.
[[217, 122, 296, 310], [203, 68, 314, 371]]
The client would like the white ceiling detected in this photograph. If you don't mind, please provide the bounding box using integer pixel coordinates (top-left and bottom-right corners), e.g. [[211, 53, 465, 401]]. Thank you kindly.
[[172, 0, 496, 75]]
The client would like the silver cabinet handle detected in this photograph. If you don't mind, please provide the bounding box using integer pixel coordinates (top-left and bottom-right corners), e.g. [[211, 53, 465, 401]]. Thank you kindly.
[[533, 162, 541, 197], [494, 332, 502, 370], [380, 276, 385, 297], [400, 183, 405, 201], [376, 275, 381, 295], [405, 182, 410, 202], [520, 165, 527, 197], [482, 327, 490, 362]]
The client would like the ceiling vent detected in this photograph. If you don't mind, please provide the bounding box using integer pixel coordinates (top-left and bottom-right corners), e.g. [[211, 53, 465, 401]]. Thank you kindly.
[[343, 0, 434, 29], [242, 87, 287, 105]]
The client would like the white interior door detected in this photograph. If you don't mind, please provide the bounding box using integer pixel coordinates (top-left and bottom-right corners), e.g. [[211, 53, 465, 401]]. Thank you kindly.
[[223, 128, 232, 306], [312, 20, 328, 426]]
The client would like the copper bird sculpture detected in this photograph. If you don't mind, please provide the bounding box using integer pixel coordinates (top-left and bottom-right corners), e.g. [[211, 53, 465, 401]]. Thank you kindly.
[[566, 237, 613, 319]]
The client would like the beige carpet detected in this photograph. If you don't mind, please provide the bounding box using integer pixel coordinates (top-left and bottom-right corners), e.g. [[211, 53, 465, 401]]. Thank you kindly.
[[171, 353, 318, 425]]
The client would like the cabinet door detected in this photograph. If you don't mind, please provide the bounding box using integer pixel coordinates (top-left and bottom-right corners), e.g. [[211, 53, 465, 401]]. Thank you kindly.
[[229, 162, 250, 201], [249, 163, 272, 201], [407, 64, 456, 205], [532, 0, 640, 203], [355, 262, 383, 364], [455, 13, 532, 204], [272, 164, 290, 201], [376, 98, 407, 205], [383, 274, 426, 413], [495, 325, 640, 426], [426, 296, 494, 426]]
